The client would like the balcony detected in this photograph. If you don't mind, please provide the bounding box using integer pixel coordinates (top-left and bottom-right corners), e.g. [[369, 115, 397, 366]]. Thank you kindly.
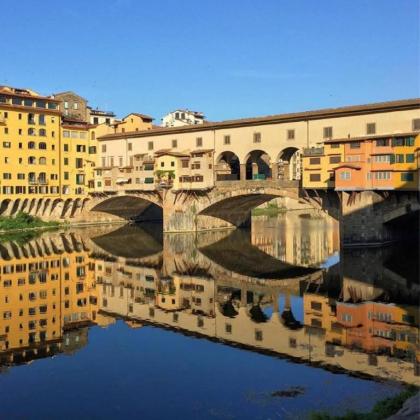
[[303, 147, 324, 156]]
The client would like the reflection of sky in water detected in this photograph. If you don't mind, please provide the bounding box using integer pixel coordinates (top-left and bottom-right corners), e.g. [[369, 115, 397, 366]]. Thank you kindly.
[[0, 321, 401, 419], [263, 295, 304, 323], [321, 252, 340, 268], [0, 217, 416, 419]]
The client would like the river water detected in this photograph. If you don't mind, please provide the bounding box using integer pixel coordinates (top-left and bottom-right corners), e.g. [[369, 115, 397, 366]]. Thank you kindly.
[[0, 212, 418, 419]]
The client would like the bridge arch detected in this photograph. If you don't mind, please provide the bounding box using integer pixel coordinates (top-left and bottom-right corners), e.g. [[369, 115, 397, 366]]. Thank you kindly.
[[197, 185, 300, 228], [90, 194, 163, 222]]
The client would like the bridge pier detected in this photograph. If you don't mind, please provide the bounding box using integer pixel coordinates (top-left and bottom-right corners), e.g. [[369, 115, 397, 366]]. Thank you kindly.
[[339, 191, 420, 246]]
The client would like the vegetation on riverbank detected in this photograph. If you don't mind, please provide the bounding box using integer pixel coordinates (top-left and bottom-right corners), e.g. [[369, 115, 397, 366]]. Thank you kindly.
[[0, 212, 60, 233], [252, 202, 287, 216], [311, 385, 418, 420]]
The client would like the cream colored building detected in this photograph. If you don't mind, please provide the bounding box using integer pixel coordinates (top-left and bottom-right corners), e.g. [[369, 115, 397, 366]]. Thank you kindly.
[[97, 99, 420, 188]]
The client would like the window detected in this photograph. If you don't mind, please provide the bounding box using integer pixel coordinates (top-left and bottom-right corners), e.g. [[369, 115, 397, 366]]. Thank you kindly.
[[196, 137, 203, 147], [329, 156, 340, 164], [374, 171, 391, 180], [3, 173, 11, 180], [253, 132, 261, 143], [172, 139, 177, 148], [39, 142, 47, 150], [101, 144, 107, 153], [309, 157, 321, 165], [225, 324, 232, 334], [349, 142, 361, 149], [63, 130, 70, 138], [64, 101, 69, 109], [346, 155, 361, 162], [412, 118, 420, 131], [311, 301, 322, 311], [181, 160, 189, 168], [64, 144, 69, 152], [128, 143, 132, 151], [323, 126, 333, 139], [401, 172, 414, 182], [373, 154, 390, 163], [406, 154, 415, 163], [309, 173, 321, 182], [3, 142, 11, 148], [395, 154, 404, 163], [287, 129, 295, 140], [75, 158, 83, 168], [366, 123, 376, 135], [148, 141, 153, 150], [224, 135, 230, 145], [255, 330, 263, 341], [339, 171, 351, 180], [375, 138, 389, 147], [73, 102, 78, 110]]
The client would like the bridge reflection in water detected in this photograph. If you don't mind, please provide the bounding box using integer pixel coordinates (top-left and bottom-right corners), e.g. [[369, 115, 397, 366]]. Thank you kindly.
[[0, 217, 418, 387]]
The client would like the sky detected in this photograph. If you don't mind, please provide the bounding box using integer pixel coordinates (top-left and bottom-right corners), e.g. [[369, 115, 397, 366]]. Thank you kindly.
[[2, 0, 419, 122]]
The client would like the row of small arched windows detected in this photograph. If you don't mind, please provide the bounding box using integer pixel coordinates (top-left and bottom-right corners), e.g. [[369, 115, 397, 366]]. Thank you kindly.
[[28, 128, 49, 137], [28, 157, 47, 165], [28, 142, 47, 150]]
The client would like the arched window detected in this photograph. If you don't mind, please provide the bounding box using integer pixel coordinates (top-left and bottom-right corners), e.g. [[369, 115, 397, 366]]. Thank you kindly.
[[28, 172, 36, 184], [91, 131, 95, 140], [28, 141, 36, 149], [39, 142, 47, 150], [28, 156, 36, 165], [38, 172, 47, 184], [39, 128, 46, 137], [39, 157, 47, 165], [28, 128, 36, 136]]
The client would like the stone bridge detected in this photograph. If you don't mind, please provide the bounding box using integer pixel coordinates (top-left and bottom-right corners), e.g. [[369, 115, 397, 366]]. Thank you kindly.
[[0, 178, 418, 245]]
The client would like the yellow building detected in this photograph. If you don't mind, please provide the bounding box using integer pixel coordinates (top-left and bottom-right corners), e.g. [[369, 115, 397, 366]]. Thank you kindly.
[[0, 245, 97, 365], [302, 143, 345, 189], [61, 118, 96, 197], [114, 113, 154, 133], [0, 86, 61, 208]]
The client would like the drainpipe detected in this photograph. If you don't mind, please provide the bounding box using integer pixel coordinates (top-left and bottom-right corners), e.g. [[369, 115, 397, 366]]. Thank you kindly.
[[306, 120, 309, 148]]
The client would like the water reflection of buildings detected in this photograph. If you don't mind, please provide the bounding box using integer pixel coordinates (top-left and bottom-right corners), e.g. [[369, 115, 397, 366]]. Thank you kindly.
[[0, 226, 418, 385], [0, 238, 98, 367], [251, 213, 339, 266]]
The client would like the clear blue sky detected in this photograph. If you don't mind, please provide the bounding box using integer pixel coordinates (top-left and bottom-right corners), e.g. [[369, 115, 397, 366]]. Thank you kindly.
[[2, 0, 419, 122]]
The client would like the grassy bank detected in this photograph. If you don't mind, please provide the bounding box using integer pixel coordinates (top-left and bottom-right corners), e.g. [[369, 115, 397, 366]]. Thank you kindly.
[[0, 212, 60, 233], [252, 202, 287, 216], [311, 386, 418, 420]]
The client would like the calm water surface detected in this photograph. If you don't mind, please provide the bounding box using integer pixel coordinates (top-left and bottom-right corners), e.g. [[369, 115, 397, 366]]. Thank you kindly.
[[0, 212, 418, 419]]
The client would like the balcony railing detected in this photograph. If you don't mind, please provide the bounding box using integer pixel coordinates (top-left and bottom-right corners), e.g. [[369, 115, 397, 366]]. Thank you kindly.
[[303, 147, 324, 156]]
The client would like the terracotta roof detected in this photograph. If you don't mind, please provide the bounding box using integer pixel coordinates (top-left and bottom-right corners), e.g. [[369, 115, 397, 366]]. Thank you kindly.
[[190, 148, 214, 154], [123, 112, 154, 121], [98, 98, 420, 141], [325, 131, 419, 144], [155, 150, 190, 158], [0, 85, 60, 102], [334, 163, 362, 170]]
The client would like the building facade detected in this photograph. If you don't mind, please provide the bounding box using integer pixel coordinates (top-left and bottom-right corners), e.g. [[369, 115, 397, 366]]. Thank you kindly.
[[0, 86, 61, 208], [161, 109, 205, 127], [302, 132, 420, 191]]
